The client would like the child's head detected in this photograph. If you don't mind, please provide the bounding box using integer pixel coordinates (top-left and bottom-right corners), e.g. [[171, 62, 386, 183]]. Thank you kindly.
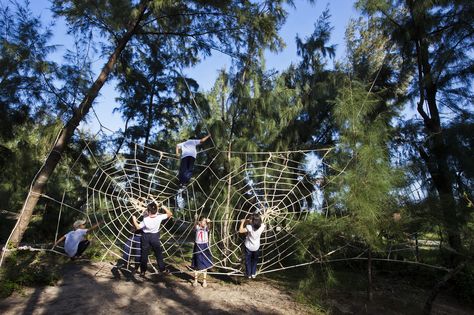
[[147, 202, 158, 215], [198, 216, 207, 227], [73, 219, 86, 230], [251, 214, 262, 230]]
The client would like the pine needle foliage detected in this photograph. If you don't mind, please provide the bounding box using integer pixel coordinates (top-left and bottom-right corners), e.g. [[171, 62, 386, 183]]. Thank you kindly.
[[332, 80, 398, 249]]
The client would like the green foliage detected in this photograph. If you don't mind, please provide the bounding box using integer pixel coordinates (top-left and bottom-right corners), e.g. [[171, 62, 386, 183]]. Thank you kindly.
[[295, 268, 331, 311], [453, 264, 474, 304], [0, 120, 62, 238], [356, 0, 474, 254], [86, 240, 110, 262], [0, 1, 55, 140], [283, 8, 342, 149], [0, 251, 60, 298], [332, 80, 399, 248], [294, 214, 352, 261]]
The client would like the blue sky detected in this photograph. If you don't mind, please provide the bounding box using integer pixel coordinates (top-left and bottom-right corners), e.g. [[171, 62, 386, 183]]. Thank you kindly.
[[24, 0, 359, 133]]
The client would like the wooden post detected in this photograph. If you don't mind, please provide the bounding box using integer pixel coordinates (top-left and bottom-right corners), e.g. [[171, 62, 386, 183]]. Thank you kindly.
[[222, 142, 232, 266], [415, 232, 419, 262], [367, 247, 373, 301]]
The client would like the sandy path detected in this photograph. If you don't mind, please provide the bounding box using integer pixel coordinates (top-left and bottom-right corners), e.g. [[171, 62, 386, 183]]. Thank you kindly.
[[0, 262, 316, 314]]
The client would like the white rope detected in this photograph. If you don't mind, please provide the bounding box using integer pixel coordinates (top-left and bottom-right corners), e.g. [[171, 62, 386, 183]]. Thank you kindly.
[[3, 134, 447, 276]]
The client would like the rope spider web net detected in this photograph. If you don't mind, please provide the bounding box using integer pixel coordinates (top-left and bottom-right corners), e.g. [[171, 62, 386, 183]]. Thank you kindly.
[[72, 136, 341, 276], [2, 130, 449, 275]]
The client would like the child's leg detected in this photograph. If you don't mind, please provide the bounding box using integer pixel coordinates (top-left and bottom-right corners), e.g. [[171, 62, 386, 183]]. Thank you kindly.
[[244, 247, 252, 277], [193, 271, 199, 286], [120, 237, 133, 266], [75, 240, 90, 257], [140, 234, 151, 274], [178, 156, 195, 185], [202, 270, 208, 287], [150, 233, 165, 272], [134, 235, 142, 269], [178, 158, 187, 185], [178, 157, 194, 186], [183, 157, 195, 184], [251, 250, 259, 277]]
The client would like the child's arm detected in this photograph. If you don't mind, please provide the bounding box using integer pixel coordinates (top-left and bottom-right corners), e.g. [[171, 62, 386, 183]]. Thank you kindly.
[[238, 218, 248, 234], [200, 134, 211, 144], [206, 218, 212, 229], [52, 235, 66, 249], [161, 205, 173, 218], [87, 221, 102, 233], [176, 144, 181, 156], [131, 216, 141, 230]]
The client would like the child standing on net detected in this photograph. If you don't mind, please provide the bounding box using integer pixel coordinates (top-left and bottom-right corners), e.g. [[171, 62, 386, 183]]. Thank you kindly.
[[132, 202, 172, 277], [191, 216, 213, 287], [52, 219, 101, 260], [176, 134, 211, 187], [239, 214, 265, 279]]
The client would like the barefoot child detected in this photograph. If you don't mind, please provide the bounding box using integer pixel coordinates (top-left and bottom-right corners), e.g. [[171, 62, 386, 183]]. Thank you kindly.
[[191, 216, 213, 287], [132, 202, 172, 277], [52, 219, 101, 260], [239, 214, 265, 278]]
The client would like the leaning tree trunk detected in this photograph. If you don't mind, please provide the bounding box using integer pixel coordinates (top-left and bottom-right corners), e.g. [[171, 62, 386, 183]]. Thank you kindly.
[[0, 1, 151, 264], [423, 261, 466, 315]]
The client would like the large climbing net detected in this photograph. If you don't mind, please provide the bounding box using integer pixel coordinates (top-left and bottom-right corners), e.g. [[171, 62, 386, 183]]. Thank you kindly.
[[80, 139, 338, 275], [1, 129, 448, 276]]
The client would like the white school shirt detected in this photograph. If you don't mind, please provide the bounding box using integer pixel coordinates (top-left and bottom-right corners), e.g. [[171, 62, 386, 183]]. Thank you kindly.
[[177, 139, 201, 159], [139, 214, 168, 233], [244, 224, 266, 251], [195, 226, 209, 244], [64, 229, 88, 257]]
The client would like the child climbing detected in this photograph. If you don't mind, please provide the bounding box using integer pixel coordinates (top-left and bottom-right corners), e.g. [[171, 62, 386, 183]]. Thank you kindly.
[[239, 214, 265, 279], [132, 202, 173, 277], [117, 227, 142, 270], [52, 219, 101, 260], [191, 216, 213, 287], [176, 133, 211, 188]]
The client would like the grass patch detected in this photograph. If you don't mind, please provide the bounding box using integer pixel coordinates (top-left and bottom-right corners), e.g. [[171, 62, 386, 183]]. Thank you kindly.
[[0, 251, 61, 298]]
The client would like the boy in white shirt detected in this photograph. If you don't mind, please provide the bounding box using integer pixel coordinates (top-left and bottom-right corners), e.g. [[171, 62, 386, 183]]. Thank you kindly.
[[52, 219, 101, 260], [176, 134, 211, 187], [132, 202, 173, 277], [239, 214, 265, 279]]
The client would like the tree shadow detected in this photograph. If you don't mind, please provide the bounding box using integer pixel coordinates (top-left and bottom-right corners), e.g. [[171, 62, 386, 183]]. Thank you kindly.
[[1, 260, 294, 314]]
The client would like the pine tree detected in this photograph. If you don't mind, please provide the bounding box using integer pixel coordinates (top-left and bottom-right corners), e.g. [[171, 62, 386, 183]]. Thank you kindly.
[[282, 8, 343, 150], [356, 0, 474, 254], [7, 0, 294, 250]]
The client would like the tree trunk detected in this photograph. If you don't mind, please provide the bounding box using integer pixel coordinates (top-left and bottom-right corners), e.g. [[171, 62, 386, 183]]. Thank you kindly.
[[143, 76, 157, 158], [367, 247, 373, 301], [423, 261, 466, 315], [1, 1, 151, 265], [222, 142, 232, 267], [409, 0, 462, 254], [114, 116, 132, 156]]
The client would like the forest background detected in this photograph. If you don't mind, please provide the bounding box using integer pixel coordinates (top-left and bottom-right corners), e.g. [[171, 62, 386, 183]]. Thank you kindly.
[[0, 0, 473, 313]]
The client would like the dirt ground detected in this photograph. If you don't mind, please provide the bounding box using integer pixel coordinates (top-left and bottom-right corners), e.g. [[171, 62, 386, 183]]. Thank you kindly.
[[0, 261, 317, 315], [1, 260, 473, 315]]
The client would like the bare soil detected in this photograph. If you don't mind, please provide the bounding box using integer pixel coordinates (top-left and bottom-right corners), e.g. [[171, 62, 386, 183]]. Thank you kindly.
[[1, 260, 473, 315], [0, 261, 317, 315]]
